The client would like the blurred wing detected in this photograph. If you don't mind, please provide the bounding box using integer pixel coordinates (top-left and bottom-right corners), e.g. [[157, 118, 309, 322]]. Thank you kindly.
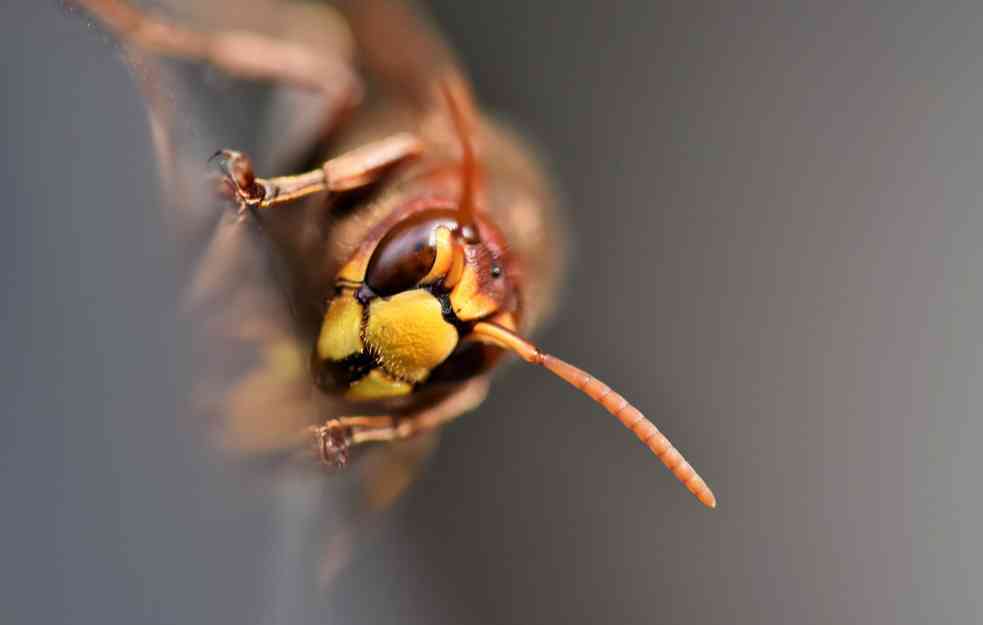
[[84, 3, 367, 604], [122, 0, 478, 455], [101, 0, 352, 457]]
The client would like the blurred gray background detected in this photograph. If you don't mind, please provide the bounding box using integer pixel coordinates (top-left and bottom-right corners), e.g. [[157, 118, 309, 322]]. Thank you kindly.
[[3, 1, 981, 624]]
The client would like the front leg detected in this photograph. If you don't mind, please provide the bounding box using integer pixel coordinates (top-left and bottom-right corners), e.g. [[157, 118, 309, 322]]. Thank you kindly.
[[212, 133, 423, 214], [310, 378, 491, 468]]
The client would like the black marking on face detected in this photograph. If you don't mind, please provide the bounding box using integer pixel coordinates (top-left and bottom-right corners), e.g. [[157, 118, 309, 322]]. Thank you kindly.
[[314, 351, 378, 391], [355, 283, 377, 305], [433, 289, 473, 336]]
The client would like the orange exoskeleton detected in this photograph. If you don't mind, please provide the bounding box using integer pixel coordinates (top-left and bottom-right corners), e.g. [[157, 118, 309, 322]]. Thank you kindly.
[[75, 0, 716, 509]]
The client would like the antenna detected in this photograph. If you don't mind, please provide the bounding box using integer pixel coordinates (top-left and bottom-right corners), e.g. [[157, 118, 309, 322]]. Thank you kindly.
[[471, 322, 717, 509], [439, 79, 480, 242]]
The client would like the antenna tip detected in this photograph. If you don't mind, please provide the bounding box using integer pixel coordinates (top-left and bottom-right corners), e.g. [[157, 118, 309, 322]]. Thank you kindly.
[[687, 478, 717, 509]]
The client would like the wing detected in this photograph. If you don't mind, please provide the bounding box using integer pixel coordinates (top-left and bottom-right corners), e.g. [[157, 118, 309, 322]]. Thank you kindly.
[[74, 0, 353, 456]]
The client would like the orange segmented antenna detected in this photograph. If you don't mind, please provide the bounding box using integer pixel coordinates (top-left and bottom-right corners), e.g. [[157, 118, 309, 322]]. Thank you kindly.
[[471, 322, 717, 509], [439, 79, 480, 242]]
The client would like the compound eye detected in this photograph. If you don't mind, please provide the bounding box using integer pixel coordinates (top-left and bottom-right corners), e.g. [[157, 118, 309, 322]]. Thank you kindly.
[[365, 209, 459, 297]]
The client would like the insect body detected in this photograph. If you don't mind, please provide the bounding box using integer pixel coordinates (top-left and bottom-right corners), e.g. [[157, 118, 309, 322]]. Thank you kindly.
[[76, 0, 716, 509]]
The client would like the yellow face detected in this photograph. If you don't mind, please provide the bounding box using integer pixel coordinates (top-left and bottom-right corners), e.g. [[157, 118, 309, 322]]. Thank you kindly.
[[312, 208, 516, 401]]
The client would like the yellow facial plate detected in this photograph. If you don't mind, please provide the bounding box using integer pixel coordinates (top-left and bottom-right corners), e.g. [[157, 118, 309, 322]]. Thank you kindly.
[[346, 369, 413, 400], [449, 265, 499, 321], [316, 294, 364, 361], [365, 289, 458, 383]]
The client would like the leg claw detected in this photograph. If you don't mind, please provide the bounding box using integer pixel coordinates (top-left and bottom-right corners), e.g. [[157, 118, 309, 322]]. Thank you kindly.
[[209, 149, 266, 214], [312, 420, 352, 469]]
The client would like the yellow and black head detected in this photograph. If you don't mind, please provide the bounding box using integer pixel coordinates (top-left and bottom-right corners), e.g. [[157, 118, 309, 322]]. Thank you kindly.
[[311, 80, 523, 402], [311, 202, 517, 401]]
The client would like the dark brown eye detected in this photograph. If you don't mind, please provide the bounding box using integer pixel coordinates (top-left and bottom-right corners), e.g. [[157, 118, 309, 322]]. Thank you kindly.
[[365, 209, 460, 296]]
